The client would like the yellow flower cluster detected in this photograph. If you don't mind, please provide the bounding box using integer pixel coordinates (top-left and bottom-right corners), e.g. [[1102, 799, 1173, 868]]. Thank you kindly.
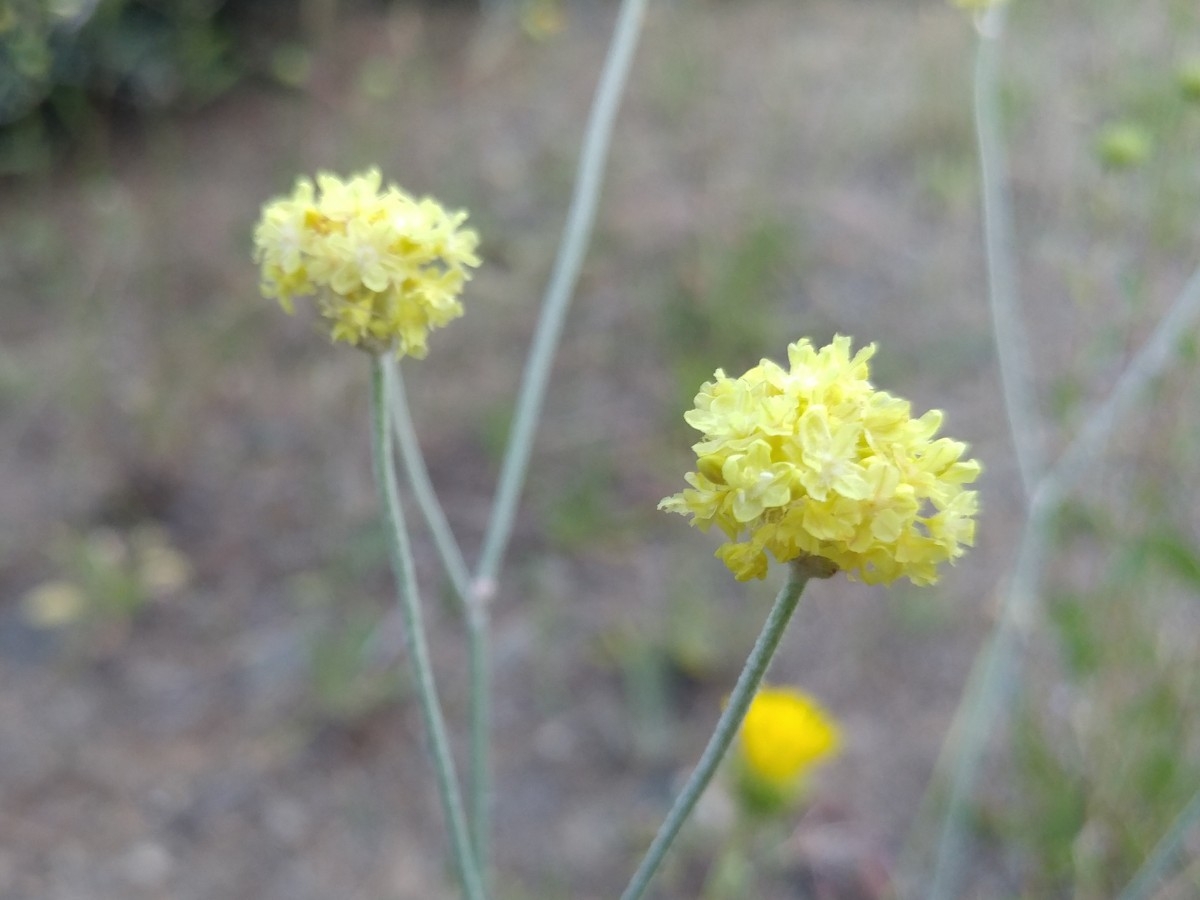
[[659, 336, 981, 584], [738, 687, 840, 791], [253, 169, 481, 357]]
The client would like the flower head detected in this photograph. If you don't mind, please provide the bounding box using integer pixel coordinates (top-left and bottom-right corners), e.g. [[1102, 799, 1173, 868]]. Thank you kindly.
[[253, 169, 481, 357], [659, 336, 981, 584], [734, 687, 840, 813]]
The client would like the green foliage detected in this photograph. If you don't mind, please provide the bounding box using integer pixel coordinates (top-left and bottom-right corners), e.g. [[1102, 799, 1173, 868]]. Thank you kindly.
[[1178, 57, 1200, 102], [915, 151, 977, 212], [1095, 122, 1153, 170], [541, 451, 620, 548], [21, 521, 191, 655], [1005, 702, 1089, 893], [597, 554, 764, 764], [0, 0, 240, 121], [598, 623, 673, 761], [0, 0, 313, 171], [1001, 508, 1200, 893], [290, 567, 408, 725], [307, 606, 407, 723]]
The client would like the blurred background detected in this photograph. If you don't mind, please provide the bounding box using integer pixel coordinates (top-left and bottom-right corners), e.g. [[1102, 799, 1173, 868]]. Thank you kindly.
[[2, 0, 1200, 897]]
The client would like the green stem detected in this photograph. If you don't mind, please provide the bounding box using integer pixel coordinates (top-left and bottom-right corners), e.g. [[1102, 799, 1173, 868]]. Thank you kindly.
[[619, 561, 812, 900], [925, 489, 1052, 900], [369, 356, 486, 900], [474, 0, 648, 587], [1118, 787, 1200, 900], [924, 262, 1200, 899], [972, 2, 1043, 500], [387, 362, 473, 602], [386, 361, 491, 888], [466, 600, 489, 890]]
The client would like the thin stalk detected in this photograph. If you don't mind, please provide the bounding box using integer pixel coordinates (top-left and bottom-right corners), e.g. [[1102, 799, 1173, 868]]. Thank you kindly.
[[465, 597, 489, 889], [925, 262, 1200, 899], [459, 0, 648, 874], [474, 0, 648, 587], [1118, 787, 1200, 900], [387, 362, 473, 602], [386, 361, 490, 886], [926, 487, 1053, 900], [620, 561, 811, 900], [973, 1, 1043, 499], [369, 356, 486, 900], [1044, 262, 1200, 500]]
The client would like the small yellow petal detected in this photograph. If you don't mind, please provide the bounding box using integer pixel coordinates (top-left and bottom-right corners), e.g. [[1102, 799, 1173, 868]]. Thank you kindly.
[[660, 336, 981, 585], [253, 170, 480, 358], [739, 687, 841, 787]]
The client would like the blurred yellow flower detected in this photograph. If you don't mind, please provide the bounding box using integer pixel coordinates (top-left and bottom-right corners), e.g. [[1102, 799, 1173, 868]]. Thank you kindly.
[[736, 687, 840, 808], [659, 336, 981, 584], [22, 580, 87, 628], [253, 169, 481, 358], [520, 0, 566, 41]]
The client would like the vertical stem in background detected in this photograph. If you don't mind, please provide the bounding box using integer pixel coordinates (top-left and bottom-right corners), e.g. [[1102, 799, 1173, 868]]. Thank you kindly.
[[925, 486, 1054, 900], [1118, 787, 1200, 900], [474, 0, 649, 587], [465, 597, 488, 890], [973, 2, 1043, 499], [386, 363, 491, 887], [926, 0, 1200, 892], [925, 263, 1200, 899], [465, 0, 646, 877], [369, 356, 486, 900], [385, 0, 649, 882], [388, 363, 474, 602], [619, 561, 813, 900]]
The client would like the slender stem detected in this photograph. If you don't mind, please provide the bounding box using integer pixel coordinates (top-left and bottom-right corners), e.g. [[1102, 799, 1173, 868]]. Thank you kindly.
[[387, 362, 473, 602], [465, 599, 489, 889], [925, 263, 1200, 899], [386, 361, 491, 887], [1118, 786, 1200, 900], [369, 356, 486, 900], [1046, 262, 1200, 501], [620, 562, 811, 900], [973, 2, 1043, 500], [386, 0, 657, 860], [923, 1, 1200, 889], [474, 0, 648, 587], [926, 489, 1052, 900]]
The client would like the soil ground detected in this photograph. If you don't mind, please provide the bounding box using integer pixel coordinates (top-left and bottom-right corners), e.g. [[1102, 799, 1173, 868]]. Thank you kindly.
[[1, 1, 1197, 898]]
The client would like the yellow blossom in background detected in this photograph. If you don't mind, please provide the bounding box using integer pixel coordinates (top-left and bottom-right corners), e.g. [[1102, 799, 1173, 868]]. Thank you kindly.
[[253, 169, 481, 358], [659, 336, 981, 584], [740, 688, 840, 784], [22, 580, 87, 628], [734, 687, 840, 813], [520, 0, 566, 41]]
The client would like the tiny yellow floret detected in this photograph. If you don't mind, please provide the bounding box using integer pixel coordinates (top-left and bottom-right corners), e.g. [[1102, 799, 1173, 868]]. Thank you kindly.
[[659, 336, 981, 584], [252, 169, 481, 357], [739, 687, 840, 789]]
